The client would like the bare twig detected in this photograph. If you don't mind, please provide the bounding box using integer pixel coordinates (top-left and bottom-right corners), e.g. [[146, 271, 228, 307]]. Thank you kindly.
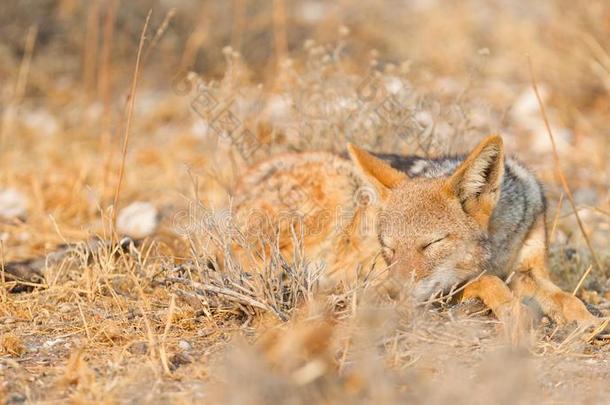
[[572, 265, 593, 296], [98, 0, 117, 104], [166, 276, 285, 320], [231, 0, 246, 51], [0, 25, 38, 154], [549, 192, 564, 243], [98, 0, 118, 205], [143, 8, 176, 63], [160, 294, 176, 374], [528, 57, 604, 277], [272, 0, 288, 74], [14, 26, 38, 103], [419, 270, 487, 306], [112, 10, 152, 223], [83, 0, 101, 98]]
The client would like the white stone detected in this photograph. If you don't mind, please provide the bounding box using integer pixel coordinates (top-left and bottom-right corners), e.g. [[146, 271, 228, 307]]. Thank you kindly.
[[0, 188, 28, 220], [178, 340, 192, 351], [384, 76, 404, 95], [298, 1, 328, 23], [116, 202, 159, 239], [512, 86, 548, 119], [22, 109, 60, 137]]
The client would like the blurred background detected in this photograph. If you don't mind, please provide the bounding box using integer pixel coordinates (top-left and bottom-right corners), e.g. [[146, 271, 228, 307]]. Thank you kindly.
[[1, 0, 608, 272]]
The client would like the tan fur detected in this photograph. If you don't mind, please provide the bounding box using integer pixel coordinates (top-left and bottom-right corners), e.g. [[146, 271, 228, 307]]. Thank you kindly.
[[508, 217, 596, 326], [232, 152, 383, 286], [346, 143, 407, 199], [462, 275, 514, 319], [229, 136, 598, 327], [444, 136, 504, 228]]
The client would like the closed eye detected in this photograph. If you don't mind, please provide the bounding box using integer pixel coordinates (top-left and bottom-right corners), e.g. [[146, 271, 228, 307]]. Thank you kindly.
[[421, 235, 448, 250]]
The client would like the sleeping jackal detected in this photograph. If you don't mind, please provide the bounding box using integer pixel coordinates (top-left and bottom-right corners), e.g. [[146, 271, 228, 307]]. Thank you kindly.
[[231, 135, 597, 327]]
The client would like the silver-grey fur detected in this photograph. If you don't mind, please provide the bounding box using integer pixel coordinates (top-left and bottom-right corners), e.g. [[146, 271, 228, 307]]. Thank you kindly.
[[374, 152, 547, 278]]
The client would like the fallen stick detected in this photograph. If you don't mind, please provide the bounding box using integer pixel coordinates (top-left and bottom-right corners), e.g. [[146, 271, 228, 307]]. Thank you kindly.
[[1, 237, 137, 292], [165, 276, 286, 320]]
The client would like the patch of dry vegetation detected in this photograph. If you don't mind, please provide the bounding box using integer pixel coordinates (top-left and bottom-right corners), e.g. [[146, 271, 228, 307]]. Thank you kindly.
[[1, 1, 610, 403]]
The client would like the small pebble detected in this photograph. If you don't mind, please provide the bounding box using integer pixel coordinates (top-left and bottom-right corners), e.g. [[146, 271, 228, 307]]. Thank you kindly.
[[0, 188, 28, 220], [127, 341, 148, 355], [116, 202, 159, 239], [178, 340, 192, 351]]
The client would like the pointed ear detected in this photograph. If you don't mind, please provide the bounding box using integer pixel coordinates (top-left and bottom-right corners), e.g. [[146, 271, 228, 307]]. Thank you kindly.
[[347, 143, 408, 200], [445, 135, 505, 226]]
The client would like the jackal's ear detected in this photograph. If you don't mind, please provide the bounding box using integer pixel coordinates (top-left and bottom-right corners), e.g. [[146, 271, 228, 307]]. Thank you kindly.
[[446, 135, 505, 226], [347, 143, 407, 200]]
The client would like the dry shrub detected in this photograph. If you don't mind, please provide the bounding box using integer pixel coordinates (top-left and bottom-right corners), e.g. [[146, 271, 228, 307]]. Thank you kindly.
[[60, 348, 95, 388], [0, 333, 25, 356]]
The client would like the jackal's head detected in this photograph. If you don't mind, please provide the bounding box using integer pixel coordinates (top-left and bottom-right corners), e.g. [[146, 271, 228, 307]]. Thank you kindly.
[[348, 135, 504, 300]]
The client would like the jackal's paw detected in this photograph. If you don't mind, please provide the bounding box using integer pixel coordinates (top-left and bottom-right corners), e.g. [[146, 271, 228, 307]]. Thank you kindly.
[[551, 291, 599, 328], [461, 275, 514, 318]]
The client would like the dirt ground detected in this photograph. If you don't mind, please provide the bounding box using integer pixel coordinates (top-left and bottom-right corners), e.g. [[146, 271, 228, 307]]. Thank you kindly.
[[1, 1, 610, 403]]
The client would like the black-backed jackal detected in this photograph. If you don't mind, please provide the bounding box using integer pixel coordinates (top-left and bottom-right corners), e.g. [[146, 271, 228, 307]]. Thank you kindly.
[[231, 135, 598, 327]]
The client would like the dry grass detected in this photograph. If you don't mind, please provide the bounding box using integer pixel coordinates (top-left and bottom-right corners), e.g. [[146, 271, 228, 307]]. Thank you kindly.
[[1, 1, 610, 404]]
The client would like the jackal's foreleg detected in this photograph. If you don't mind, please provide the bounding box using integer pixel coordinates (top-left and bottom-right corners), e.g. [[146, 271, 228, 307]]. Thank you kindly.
[[461, 275, 535, 341], [510, 217, 597, 328]]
